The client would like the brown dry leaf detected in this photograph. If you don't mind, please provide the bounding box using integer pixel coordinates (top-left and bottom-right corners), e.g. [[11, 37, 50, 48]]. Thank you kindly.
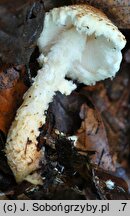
[[91, 168, 130, 200], [0, 65, 28, 134], [76, 103, 115, 172], [72, 0, 130, 29]]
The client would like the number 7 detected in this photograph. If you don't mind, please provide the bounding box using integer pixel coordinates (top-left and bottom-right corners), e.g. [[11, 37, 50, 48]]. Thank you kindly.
[[121, 203, 127, 211]]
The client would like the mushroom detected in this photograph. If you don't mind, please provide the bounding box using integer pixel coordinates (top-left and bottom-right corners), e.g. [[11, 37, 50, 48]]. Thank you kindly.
[[5, 4, 126, 184]]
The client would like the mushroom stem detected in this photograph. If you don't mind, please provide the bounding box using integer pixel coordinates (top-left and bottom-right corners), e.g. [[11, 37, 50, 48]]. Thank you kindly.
[[5, 28, 86, 183]]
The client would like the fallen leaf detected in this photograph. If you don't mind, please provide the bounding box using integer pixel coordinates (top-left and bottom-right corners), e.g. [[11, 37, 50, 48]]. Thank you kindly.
[[76, 104, 115, 172], [0, 65, 28, 134], [92, 168, 130, 200]]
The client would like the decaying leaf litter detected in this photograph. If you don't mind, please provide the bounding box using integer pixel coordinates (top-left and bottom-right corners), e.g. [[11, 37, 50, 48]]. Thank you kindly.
[[0, 0, 130, 199]]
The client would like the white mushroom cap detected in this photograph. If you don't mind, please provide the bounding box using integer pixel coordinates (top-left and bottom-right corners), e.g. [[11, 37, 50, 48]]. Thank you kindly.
[[5, 4, 126, 184], [38, 4, 126, 85]]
